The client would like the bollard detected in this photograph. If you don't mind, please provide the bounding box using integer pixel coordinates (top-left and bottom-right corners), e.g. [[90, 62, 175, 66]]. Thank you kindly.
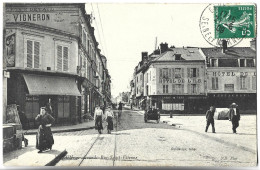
[[170, 112, 173, 118]]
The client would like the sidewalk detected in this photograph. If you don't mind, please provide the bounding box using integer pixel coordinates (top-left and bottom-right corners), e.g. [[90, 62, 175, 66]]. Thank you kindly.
[[24, 120, 95, 135], [3, 142, 67, 166], [160, 115, 257, 154], [3, 120, 95, 166]]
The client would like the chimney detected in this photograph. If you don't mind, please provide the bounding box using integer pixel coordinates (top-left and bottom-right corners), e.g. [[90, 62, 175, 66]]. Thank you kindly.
[[160, 42, 168, 54], [250, 39, 256, 51], [141, 52, 148, 61], [222, 40, 227, 53]]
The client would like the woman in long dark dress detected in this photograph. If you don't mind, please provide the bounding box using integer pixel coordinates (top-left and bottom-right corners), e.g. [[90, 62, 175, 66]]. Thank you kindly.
[[35, 106, 55, 153], [105, 106, 114, 134], [94, 105, 103, 134]]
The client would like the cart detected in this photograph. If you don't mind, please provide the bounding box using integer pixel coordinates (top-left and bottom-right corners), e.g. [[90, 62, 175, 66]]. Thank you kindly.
[[144, 109, 160, 123]]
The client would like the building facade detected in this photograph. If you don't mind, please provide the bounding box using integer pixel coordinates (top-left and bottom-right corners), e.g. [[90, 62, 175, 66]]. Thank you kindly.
[[201, 40, 256, 113], [142, 44, 207, 114], [4, 3, 111, 128]]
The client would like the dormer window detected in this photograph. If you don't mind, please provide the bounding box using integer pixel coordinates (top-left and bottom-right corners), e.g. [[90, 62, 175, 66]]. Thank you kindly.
[[175, 54, 181, 60]]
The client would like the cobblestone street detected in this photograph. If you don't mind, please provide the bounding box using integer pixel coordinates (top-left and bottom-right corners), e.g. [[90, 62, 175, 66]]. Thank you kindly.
[[16, 108, 256, 167]]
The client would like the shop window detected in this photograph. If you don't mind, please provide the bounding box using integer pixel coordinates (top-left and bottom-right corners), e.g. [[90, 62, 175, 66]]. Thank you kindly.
[[58, 96, 70, 118], [25, 95, 39, 119], [57, 45, 69, 71], [212, 77, 219, 90], [26, 40, 40, 68]]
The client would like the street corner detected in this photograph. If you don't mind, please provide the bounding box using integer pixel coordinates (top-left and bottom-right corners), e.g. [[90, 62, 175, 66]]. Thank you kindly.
[[3, 146, 67, 166]]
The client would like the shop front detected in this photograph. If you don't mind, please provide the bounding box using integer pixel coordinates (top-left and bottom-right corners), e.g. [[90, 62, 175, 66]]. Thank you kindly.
[[7, 71, 81, 129]]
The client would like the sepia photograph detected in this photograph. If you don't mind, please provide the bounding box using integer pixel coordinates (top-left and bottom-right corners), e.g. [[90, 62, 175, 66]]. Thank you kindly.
[[1, 1, 258, 168]]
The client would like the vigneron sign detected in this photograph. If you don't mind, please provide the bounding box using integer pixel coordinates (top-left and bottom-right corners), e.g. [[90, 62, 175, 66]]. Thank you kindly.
[[13, 13, 50, 22]]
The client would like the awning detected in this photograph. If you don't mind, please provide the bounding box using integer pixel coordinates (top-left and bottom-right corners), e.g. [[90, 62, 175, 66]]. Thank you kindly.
[[23, 74, 81, 96]]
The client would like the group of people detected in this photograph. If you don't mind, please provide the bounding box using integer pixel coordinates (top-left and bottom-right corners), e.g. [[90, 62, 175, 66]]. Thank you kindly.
[[94, 101, 123, 134], [205, 103, 241, 134]]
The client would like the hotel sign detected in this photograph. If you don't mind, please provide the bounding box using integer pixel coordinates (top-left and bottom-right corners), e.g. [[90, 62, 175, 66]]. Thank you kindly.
[[212, 71, 256, 77]]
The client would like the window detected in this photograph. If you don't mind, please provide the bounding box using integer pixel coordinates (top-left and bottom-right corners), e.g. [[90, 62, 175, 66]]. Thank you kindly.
[[175, 68, 182, 78], [191, 68, 197, 78], [82, 31, 87, 48], [58, 96, 70, 118], [211, 59, 218, 67], [240, 76, 246, 89], [26, 40, 40, 68], [224, 84, 234, 91], [191, 84, 197, 94], [246, 59, 254, 67], [163, 85, 168, 93], [137, 76, 138, 83], [212, 77, 219, 90], [240, 59, 245, 67], [252, 76, 256, 90], [172, 84, 184, 94], [57, 45, 69, 71], [175, 54, 181, 60]]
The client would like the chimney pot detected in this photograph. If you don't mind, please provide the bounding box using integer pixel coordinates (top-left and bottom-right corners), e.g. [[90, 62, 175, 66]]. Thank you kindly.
[[222, 40, 227, 53]]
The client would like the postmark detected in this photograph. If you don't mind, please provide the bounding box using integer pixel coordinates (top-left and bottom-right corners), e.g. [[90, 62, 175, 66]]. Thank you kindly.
[[199, 4, 243, 47], [214, 5, 256, 39]]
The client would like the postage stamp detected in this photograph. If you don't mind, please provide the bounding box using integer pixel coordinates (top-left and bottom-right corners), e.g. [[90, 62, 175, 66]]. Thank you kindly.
[[214, 5, 256, 39]]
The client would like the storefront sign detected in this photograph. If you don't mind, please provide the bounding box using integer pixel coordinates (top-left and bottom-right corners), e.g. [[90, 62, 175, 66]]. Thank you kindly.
[[13, 13, 50, 22], [212, 71, 256, 77]]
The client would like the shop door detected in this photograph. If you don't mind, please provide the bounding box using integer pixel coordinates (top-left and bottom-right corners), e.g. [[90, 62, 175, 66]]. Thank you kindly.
[[58, 96, 70, 124]]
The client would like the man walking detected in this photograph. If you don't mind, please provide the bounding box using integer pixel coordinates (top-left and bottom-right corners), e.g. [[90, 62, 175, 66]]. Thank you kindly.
[[205, 106, 216, 133], [228, 103, 240, 134]]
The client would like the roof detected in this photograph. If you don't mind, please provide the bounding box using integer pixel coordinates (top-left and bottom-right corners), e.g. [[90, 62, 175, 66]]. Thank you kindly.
[[153, 48, 205, 62], [201, 47, 256, 58]]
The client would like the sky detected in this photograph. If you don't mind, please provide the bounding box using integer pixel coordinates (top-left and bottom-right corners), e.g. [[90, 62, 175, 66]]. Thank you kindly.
[[85, 3, 252, 98]]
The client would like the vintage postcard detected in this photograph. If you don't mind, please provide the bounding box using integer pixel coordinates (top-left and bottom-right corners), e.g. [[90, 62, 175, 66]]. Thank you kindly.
[[1, 2, 257, 168]]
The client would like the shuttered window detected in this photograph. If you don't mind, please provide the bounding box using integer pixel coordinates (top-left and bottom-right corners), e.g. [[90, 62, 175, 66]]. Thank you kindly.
[[26, 40, 40, 68], [57, 45, 69, 71], [252, 76, 256, 90], [212, 77, 219, 90]]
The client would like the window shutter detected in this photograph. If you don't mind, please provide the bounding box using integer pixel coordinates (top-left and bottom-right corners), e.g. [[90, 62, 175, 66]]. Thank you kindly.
[[34, 41, 40, 68], [169, 68, 171, 80], [246, 77, 250, 89], [181, 68, 184, 78], [212, 77, 215, 89], [187, 84, 191, 94], [236, 76, 240, 90], [172, 68, 175, 79], [252, 76, 256, 90], [187, 68, 190, 78], [196, 68, 199, 77], [181, 84, 184, 94], [216, 77, 219, 89], [172, 84, 176, 94], [159, 69, 162, 78], [57, 45, 63, 71], [27, 40, 33, 68], [63, 47, 69, 71], [197, 84, 200, 94]]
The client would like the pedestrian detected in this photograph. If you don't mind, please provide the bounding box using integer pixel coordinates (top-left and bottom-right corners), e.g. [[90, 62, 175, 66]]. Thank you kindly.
[[35, 105, 55, 153], [228, 103, 240, 134], [94, 105, 103, 134], [118, 102, 123, 119], [105, 106, 114, 134], [205, 106, 216, 133]]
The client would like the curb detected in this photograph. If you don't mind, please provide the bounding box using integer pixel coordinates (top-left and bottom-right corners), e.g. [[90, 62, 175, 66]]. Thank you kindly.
[[45, 149, 68, 166], [25, 126, 95, 135]]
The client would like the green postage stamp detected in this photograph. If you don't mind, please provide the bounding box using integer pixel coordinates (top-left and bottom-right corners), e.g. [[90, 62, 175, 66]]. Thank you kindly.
[[214, 5, 256, 39]]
